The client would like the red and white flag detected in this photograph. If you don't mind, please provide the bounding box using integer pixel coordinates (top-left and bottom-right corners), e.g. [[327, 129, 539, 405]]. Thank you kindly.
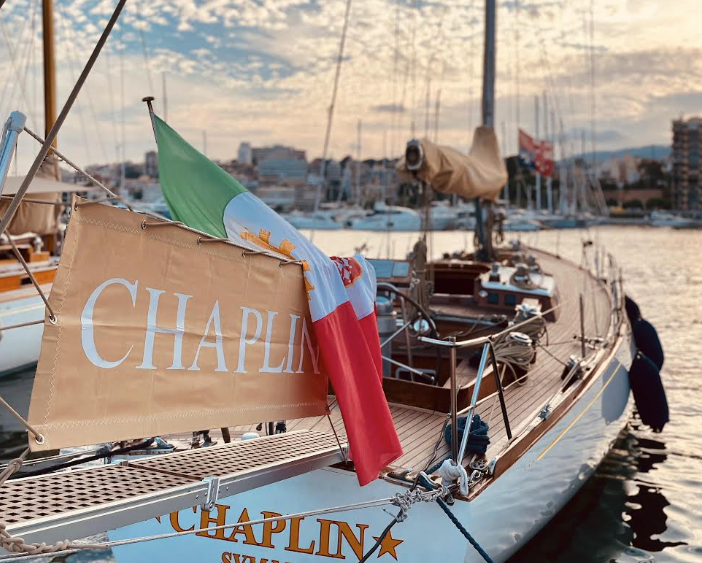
[[535, 140, 555, 177]]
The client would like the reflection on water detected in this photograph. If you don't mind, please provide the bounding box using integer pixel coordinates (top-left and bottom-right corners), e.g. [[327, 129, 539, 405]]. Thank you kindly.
[[510, 421, 687, 563], [1, 227, 701, 563]]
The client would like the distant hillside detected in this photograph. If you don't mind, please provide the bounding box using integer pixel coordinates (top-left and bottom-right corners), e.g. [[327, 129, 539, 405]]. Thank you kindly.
[[575, 145, 671, 162]]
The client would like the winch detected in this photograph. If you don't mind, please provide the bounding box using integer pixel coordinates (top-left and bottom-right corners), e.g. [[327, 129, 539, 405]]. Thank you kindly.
[[376, 296, 397, 377]]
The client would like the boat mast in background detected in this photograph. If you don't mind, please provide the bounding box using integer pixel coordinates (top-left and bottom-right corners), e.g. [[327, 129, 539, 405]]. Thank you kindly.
[[42, 0, 59, 180], [474, 0, 496, 262]]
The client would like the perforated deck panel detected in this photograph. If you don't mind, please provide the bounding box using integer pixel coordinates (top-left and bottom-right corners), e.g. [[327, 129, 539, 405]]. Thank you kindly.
[[0, 463, 192, 526], [0, 430, 346, 545]]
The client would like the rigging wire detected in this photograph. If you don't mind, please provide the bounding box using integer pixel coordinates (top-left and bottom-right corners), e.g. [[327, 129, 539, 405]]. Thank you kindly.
[[52, 3, 92, 164], [409, 0, 417, 137], [55, 2, 109, 164], [103, 45, 120, 163], [119, 21, 126, 191], [0, 9, 35, 122], [467, 0, 476, 149], [135, 3, 156, 98], [390, 0, 400, 159], [311, 0, 353, 224]]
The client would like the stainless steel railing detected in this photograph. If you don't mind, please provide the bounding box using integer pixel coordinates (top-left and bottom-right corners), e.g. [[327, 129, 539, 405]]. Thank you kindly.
[[419, 335, 512, 464], [0, 112, 26, 199]]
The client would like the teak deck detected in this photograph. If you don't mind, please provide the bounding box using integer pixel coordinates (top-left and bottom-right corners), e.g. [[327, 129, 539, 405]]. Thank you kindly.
[[256, 249, 612, 474]]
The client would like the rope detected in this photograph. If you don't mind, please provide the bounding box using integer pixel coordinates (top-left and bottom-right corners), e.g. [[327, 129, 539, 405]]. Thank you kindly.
[[0, 489, 444, 561], [0, 320, 43, 332], [0, 396, 43, 443], [435, 498, 494, 563], [417, 474, 495, 563], [311, 0, 353, 227], [326, 410, 348, 462], [0, 449, 29, 487], [444, 415, 490, 456], [6, 439, 155, 479], [358, 512, 401, 563], [0, 196, 68, 206]]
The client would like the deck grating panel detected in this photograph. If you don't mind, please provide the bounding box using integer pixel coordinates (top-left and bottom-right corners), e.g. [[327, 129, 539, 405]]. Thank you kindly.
[[0, 431, 343, 527]]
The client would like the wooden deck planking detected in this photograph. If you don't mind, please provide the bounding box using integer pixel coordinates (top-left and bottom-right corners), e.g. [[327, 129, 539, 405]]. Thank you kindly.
[[235, 250, 613, 475]]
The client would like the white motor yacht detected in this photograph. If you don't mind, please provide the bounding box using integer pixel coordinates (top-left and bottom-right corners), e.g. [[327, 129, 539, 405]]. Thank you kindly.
[[349, 203, 421, 231], [649, 211, 694, 228], [281, 210, 342, 230]]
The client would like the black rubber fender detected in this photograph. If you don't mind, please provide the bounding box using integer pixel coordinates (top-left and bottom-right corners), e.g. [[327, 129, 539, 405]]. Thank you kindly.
[[629, 352, 669, 431], [625, 295, 641, 324], [633, 318, 664, 370]]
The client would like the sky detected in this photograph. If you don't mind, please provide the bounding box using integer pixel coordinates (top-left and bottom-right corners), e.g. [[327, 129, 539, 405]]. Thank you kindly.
[[1, 0, 701, 172]]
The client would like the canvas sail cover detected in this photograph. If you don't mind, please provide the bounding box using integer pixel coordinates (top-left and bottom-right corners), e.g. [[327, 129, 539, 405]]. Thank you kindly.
[[27, 198, 328, 451], [0, 160, 65, 236], [396, 126, 508, 200]]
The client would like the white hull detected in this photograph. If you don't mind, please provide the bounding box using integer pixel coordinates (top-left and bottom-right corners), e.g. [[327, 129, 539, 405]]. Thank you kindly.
[[0, 292, 45, 377], [283, 215, 343, 230], [502, 220, 540, 232], [110, 335, 633, 563], [351, 217, 422, 231]]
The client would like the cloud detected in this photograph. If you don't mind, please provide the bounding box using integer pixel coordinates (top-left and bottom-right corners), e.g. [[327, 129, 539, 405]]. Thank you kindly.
[[0, 0, 699, 171]]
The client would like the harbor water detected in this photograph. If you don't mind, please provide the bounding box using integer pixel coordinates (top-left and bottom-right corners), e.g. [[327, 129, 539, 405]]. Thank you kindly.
[[0, 226, 700, 562]]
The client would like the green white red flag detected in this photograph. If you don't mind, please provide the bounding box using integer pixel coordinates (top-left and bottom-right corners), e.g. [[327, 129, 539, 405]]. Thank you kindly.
[[153, 115, 402, 485]]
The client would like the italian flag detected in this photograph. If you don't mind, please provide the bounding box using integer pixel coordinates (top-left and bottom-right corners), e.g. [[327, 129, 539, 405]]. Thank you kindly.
[[153, 115, 402, 485]]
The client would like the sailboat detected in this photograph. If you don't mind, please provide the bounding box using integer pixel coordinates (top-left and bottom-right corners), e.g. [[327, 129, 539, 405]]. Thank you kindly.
[[0, 1, 669, 562], [0, 0, 95, 377]]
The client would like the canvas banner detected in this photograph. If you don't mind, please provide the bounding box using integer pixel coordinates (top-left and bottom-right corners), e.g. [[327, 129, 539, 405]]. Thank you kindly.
[[28, 198, 328, 451]]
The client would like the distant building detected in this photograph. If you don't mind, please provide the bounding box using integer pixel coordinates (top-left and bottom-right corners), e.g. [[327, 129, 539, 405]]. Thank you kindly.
[[672, 117, 702, 210], [252, 145, 306, 165], [597, 154, 640, 187], [254, 186, 296, 211], [258, 158, 308, 186], [144, 150, 158, 178], [237, 142, 252, 165]]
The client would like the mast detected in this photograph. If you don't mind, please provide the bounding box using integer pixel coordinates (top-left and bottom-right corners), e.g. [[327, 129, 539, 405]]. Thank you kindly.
[[356, 119, 361, 205], [534, 95, 541, 211], [433, 89, 441, 143], [42, 0, 59, 179], [474, 0, 496, 262], [544, 91, 553, 214]]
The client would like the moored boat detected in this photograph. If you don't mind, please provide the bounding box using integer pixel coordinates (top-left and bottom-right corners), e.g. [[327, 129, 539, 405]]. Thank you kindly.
[[0, 2, 669, 562], [350, 203, 422, 231]]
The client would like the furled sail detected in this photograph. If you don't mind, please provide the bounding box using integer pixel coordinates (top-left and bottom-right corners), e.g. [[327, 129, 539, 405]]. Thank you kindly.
[[27, 198, 328, 451], [0, 160, 70, 236], [396, 126, 508, 200]]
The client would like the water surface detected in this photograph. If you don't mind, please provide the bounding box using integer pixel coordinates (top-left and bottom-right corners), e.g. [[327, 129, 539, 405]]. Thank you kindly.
[[1, 226, 700, 562]]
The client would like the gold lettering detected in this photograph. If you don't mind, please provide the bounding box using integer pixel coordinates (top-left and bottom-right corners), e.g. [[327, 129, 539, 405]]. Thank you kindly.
[[336, 522, 369, 560], [285, 516, 315, 554], [197, 504, 229, 540], [170, 506, 197, 533], [224, 552, 293, 563], [260, 511, 286, 548], [226, 508, 260, 546], [315, 519, 338, 558], [315, 520, 369, 559]]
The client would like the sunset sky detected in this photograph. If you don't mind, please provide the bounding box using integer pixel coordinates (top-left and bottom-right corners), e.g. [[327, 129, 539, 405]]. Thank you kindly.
[[1, 0, 700, 170]]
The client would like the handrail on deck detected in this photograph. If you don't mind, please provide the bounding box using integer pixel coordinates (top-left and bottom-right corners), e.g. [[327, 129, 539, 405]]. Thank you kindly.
[[419, 334, 513, 464]]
